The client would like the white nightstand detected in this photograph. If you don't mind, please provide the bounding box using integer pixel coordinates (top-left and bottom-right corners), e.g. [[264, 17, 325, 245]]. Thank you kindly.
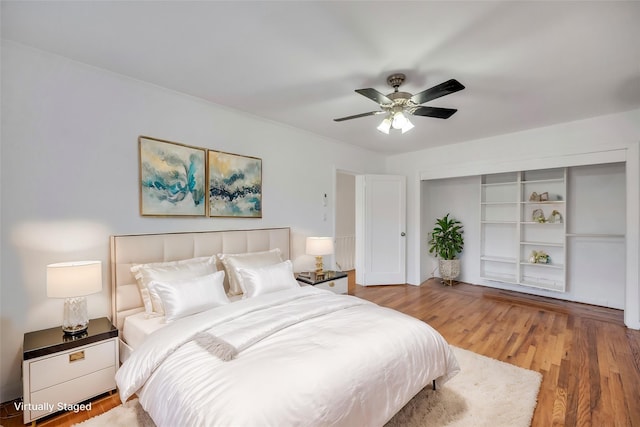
[[296, 271, 348, 294], [22, 317, 119, 425]]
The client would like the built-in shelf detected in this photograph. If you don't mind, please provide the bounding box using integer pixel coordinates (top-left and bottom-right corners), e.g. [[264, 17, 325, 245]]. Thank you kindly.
[[481, 201, 520, 205], [566, 233, 624, 238], [520, 241, 564, 247], [482, 273, 518, 284], [481, 181, 518, 187], [481, 220, 518, 224], [520, 262, 564, 269], [520, 221, 564, 225], [520, 279, 564, 291], [521, 201, 565, 205], [521, 178, 564, 185], [480, 168, 566, 292], [480, 256, 517, 263]]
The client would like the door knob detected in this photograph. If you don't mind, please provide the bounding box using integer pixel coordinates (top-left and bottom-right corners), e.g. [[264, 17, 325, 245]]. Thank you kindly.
[[401, 232, 406, 236]]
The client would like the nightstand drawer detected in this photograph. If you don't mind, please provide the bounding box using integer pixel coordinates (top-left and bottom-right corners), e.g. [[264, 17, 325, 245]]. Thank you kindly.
[[28, 367, 116, 420], [30, 339, 116, 391], [314, 277, 348, 294]]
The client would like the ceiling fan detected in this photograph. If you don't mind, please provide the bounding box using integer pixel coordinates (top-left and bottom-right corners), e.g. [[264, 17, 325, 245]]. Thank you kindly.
[[334, 73, 465, 134]]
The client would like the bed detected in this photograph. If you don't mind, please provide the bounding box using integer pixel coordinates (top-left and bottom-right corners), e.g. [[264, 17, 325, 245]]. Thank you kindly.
[[110, 227, 459, 427]]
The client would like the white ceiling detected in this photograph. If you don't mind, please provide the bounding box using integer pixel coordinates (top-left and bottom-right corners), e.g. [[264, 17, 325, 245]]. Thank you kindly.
[[2, 1, 640, 154]]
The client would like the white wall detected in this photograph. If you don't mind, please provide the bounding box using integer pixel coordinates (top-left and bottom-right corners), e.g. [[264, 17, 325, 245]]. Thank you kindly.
[[334, 172, 356, 270], [0, 42, 386, 400], [335, 173, 356, 237], [422, 176, 480, 283], [566, 163, 626, 308], [386, 109, 640, 329]]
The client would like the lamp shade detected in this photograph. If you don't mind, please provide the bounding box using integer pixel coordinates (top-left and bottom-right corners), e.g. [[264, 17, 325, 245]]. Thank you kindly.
[[306, 237, 334, 256], [376, 117, 392, 134], [391, 111, 407, 129], [401, 117, 415, 134], [47, 261, 102, 298]]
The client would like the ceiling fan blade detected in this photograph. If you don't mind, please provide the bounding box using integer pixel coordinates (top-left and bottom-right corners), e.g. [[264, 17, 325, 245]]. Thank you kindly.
[[333, 111, 386, 122], [410, 79, 465, 105], [409, 106, 458, 119], [355, 88, 393, 105]]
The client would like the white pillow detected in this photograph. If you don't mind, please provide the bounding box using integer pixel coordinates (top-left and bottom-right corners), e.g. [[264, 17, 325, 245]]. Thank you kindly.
[[131, 255, 217, 315], [148, 271, 229, 322], [218, 249, 283, 296], [237, 260, 299, 298]]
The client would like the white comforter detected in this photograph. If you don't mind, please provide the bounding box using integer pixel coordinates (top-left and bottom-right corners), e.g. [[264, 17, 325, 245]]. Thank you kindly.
[[116, 286, 459, 427]]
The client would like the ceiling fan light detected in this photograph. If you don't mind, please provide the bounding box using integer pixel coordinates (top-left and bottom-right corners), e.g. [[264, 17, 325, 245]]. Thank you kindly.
[[377, 117, 391, 134], [391, 111, 407, 129], [401, 118, 415, 134]]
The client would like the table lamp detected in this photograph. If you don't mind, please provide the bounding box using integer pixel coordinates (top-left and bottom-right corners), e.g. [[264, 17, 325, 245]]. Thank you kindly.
[[306, 237, 334, 276], [47, 261, 102, 335]]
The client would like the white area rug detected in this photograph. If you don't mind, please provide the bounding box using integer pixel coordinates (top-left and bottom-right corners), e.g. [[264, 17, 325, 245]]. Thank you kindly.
[[75, 346, 542, 427], [385, 346, 542, 427]]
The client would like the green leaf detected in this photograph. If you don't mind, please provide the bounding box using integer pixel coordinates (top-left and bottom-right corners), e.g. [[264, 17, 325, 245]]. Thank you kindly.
[[427, 213, 464, 260]]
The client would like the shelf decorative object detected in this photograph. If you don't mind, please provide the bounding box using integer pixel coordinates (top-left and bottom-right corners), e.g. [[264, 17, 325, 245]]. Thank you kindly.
[[532, 208, 546, 223], [529, 191, 549, 202], [428, 213, 464, 286], [547, 210, 563, 223], [529, 250, 550, 264]]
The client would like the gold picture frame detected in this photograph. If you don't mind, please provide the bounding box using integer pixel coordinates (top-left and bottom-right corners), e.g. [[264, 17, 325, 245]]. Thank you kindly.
[[208, 150, 262, 218], [138, 136, 207, 216]]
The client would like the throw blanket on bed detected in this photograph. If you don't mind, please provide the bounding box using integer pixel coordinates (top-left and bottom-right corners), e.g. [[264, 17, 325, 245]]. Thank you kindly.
[[116, 286, 460, 427]]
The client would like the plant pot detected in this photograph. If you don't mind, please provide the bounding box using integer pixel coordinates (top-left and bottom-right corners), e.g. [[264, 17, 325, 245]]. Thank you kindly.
[[438, 259, 460, 286]]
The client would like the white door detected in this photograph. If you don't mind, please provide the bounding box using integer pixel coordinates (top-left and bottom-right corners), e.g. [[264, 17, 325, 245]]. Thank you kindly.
[[355, 175, 407, 285]]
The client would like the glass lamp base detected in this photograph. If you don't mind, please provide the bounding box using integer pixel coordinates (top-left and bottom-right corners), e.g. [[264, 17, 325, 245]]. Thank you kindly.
[[62, 297, 89, 335], [314, 255, 325, 275]]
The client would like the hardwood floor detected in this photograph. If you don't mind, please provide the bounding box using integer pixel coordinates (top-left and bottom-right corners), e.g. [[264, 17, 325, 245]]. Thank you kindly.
[[352, 278, 640, 427], [2, 276, 638, 426], [0, 392, 121, 427]]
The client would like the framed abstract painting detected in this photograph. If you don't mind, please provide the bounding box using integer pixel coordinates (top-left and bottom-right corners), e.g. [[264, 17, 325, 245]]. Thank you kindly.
[[139, 136, 207, 216], [208, 150, 262, 218]]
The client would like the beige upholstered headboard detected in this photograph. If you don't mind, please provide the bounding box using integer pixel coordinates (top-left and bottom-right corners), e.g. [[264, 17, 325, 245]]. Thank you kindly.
[[110, 227, 290, 331]]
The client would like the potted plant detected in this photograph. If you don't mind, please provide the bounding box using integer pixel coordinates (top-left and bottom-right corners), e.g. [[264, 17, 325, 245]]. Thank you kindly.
[[428, 213, 464, 285]]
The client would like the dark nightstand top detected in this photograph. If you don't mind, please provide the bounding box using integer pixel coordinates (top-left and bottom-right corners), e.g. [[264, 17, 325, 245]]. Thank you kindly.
[[23, 317, 118, 360], [296, 270, 347, 286]]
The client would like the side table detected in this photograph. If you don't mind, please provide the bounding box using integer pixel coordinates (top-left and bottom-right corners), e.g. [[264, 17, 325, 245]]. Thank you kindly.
[[22, 317, 119, 424]]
